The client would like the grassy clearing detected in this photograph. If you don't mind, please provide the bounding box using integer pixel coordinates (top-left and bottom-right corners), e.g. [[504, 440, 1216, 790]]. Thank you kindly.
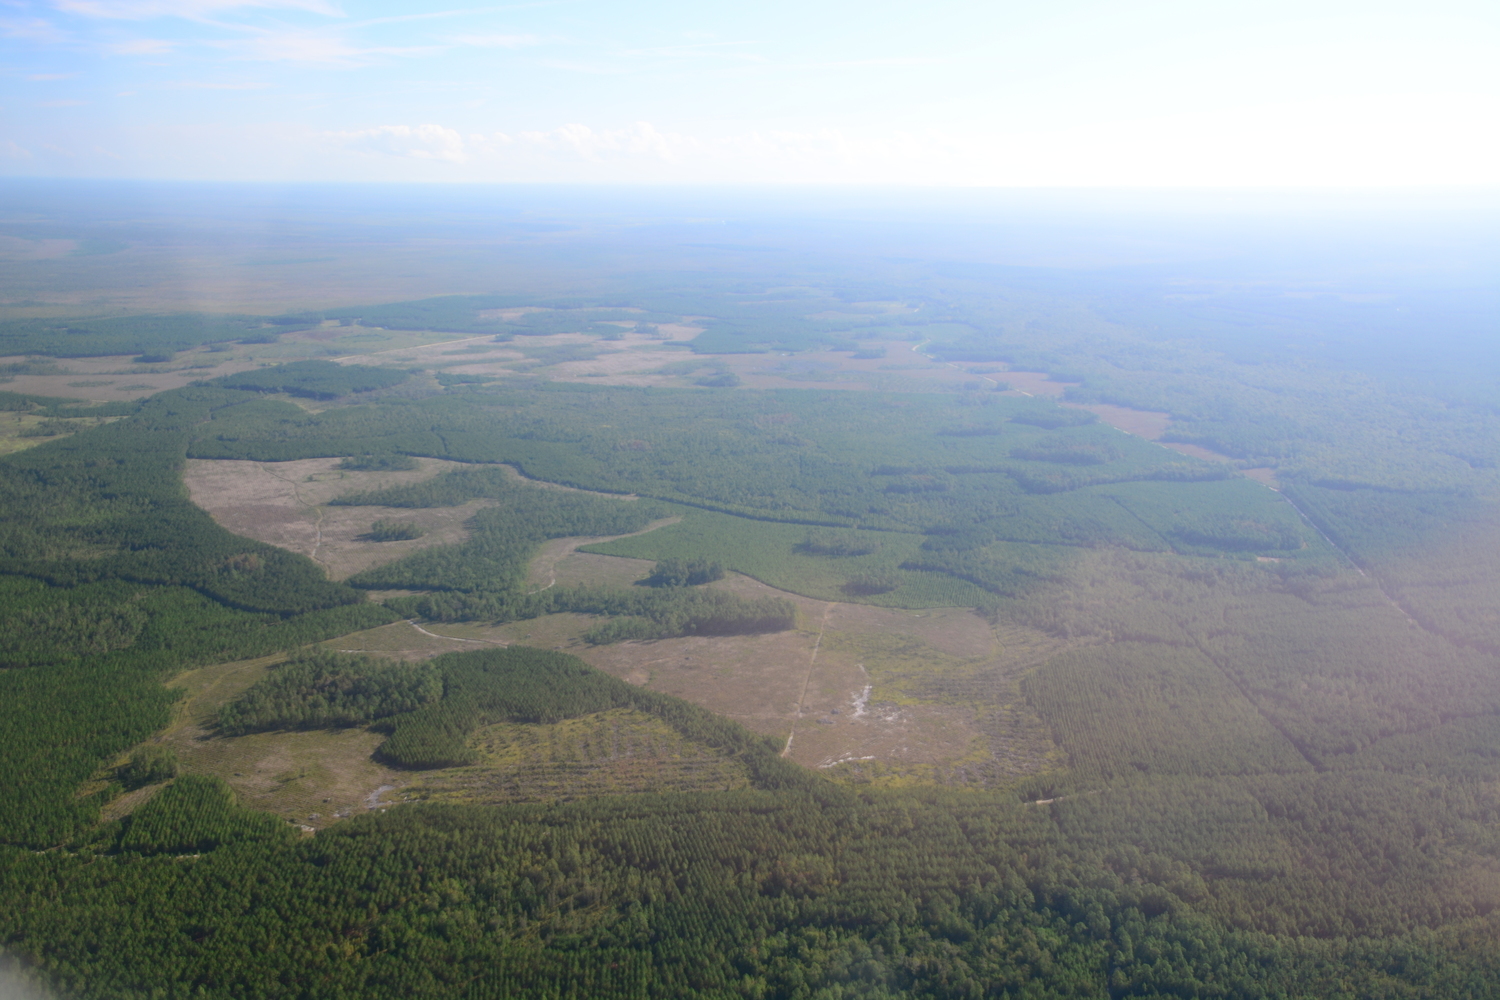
[[582, 507, 992, 607], [114, 654, 407, 830], [813, 629, 1062, 787]]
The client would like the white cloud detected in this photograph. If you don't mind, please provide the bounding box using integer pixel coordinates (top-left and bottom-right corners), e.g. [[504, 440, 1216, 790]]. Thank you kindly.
[[27, 73, 77, 81], [497, 121, 688, 161], [50, 0, 343, 20], [3, 141, 34, 160], [335, 123, 467, 162]]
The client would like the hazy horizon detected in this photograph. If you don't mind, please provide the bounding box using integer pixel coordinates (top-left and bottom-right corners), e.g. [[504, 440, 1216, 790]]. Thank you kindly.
[[5, 0, 1497, 186]]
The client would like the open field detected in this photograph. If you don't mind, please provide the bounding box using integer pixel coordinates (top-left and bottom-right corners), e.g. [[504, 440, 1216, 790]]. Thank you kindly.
[[183, 456, 496, 580], [0, 409, 123, 456], [129, 654, 406, 829]]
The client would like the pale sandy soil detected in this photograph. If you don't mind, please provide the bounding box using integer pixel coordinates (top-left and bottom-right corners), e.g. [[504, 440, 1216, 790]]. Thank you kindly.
[[183, 456, 493, 581]]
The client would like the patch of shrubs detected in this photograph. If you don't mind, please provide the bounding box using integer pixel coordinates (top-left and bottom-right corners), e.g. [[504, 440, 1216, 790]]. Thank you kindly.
[[118, 745, 179, 789], [338, 453, 419, 472], [645, 557, 726, 587], [796, 530, 880, 557], [366, 519, 425, 542], [842, 572, 901, 596]]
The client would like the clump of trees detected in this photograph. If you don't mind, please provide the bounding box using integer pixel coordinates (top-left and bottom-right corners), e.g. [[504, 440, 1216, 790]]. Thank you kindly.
[[364, 520, 424, 542], [337, 454, 418, 472], [117, 745, 178, 789], [217, 651, 441, 735], [215, 360, 409, 400], [116, 775, 292, 855], [644, 557, 724, 586], [842, 572, 901, 596], [796, 530, 879, 557]]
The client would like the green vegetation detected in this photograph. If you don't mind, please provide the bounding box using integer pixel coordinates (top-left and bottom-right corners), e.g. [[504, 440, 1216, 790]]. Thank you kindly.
[[8, 247, 1500, 999], [375, 648, 812, 782], [842, 570, 902, 595], [115, 774, 294, 855], [214, 359, 410, 399], [1022, 643, 1311, 778], [0, 385, 396, 848], [643, 556, 724, 586], [389, 584, 795, 643], [217, 651, 441, 735], [16, 418, 86, 438], [797, 529, 880, 557], [7, 777, 1500, 997], [365, 519, 424, 541], [117, 745, 178, 788], [337, 453, 419, 471], [588, 509, 992, 607], [336, 469, 669, 592], [0, 314, 270, 358]]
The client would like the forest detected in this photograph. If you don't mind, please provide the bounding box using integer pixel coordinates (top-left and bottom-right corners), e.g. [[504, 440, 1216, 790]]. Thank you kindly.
[[4, 237, 1500, 1000]]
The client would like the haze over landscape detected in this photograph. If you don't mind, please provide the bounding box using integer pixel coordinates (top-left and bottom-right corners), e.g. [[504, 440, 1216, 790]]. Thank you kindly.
[[2, 2, 1500, 999]]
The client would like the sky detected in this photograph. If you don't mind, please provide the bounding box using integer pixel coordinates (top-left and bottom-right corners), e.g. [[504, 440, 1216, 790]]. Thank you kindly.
[[2, 0, 1499, 186]]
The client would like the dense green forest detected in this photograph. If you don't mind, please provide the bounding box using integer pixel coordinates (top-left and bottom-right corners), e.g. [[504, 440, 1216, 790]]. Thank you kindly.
[[6, 258, 1500, 999], [0, 385, 396, 849]]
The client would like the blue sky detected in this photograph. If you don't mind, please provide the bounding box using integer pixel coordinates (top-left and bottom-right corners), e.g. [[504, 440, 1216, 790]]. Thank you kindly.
[[3, 0, 1498, 185]]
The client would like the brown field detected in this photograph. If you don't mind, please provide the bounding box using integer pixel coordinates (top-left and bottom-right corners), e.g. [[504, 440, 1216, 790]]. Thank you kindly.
[[555, 562, 1064, 786], [0, 348, 265, 403], [185, 455, 675, 584], [183, 456, 495, 580], [122, 653, 408, 829], [1072, 402, 1172, 438]]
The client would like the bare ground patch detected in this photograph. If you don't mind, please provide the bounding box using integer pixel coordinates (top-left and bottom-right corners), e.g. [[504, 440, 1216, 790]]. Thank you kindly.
[[0, 349, 264, 403], [184, 456, 494, 580], [1070, 403, 1172, 438], [524, 565, 1066, 786], [127, 654, 410, 830]]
